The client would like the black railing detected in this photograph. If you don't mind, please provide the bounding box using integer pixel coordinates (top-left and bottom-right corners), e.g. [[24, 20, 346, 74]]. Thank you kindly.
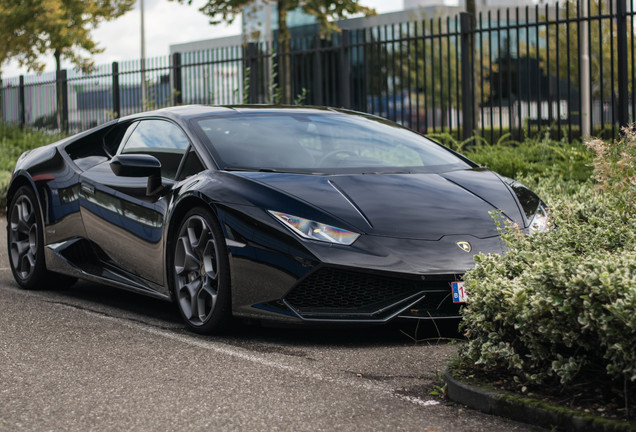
[[1, 0, 634, 141]]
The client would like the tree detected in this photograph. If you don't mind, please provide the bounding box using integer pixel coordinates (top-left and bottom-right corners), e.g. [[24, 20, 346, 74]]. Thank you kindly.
[[534, 0, 634, 109], [173, 0, 375, 103], [0, 0, 44, 76], [3, 0, 135, 74], [1, 0, 135, 129]]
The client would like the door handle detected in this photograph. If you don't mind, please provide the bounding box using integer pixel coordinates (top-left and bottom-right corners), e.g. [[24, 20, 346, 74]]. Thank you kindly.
[[81, 183, 95, 195]]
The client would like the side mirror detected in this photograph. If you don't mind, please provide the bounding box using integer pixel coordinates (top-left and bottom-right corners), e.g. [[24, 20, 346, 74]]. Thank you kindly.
[[110, 154, 163, 195]]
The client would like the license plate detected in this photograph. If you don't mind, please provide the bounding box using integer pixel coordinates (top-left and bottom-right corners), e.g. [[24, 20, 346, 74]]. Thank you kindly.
[[451, 281, 468, 303]]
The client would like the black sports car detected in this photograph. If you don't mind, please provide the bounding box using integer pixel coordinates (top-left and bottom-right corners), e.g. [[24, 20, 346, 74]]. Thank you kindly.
[[6, 105, 549, 333]]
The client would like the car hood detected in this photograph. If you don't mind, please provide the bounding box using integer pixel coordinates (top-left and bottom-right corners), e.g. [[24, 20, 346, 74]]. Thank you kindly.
[[229, 168, 524, 240]]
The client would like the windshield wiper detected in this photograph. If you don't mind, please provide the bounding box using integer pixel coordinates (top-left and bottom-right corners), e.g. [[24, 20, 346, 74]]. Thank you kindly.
[[361, 170, 412, 175], [224, 166, 330, 175], [224, 167, 293, 173]]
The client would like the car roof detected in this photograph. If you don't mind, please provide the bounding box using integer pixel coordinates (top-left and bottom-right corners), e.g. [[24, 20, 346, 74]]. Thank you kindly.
[[117, 105, 347, 124], [117, 105, 233, 123]]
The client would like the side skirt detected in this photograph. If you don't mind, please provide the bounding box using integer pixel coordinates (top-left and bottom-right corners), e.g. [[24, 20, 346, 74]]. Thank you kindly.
[[44, 238, 171, 302]]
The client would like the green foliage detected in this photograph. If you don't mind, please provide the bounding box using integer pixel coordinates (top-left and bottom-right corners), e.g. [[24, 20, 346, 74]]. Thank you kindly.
[[177, 0, 375, 33], [0, 0, 39, 72], [428, 131, 493, 153], [532, 0, 636, 98], [241, 66, 251, 104], [465, 139, 592, 183], [1, 0, 135, 74], [294, 88, 308, 105], [459, 130, 636, 393], [0, 170, 12, 211], [268, 53, 282, 104], [0, 124, 64, 211], [429, 370, 448, 399], [586, 125, 636, 212], [0, 124, 64, 172], [435, 131, 594, 182]]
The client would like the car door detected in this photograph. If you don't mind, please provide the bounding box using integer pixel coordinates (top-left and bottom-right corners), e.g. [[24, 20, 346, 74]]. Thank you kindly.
[[78, 119, 192, 287]]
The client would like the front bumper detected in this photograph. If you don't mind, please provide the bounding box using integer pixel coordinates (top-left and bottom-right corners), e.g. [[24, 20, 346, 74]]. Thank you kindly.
[[282, 267, 463, 322], [224, 209, 502, 324]]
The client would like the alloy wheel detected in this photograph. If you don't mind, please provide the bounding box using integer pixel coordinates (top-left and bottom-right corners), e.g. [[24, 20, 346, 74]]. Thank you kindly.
[[174, 215, 220, 326], [9, 194, 38, 280]]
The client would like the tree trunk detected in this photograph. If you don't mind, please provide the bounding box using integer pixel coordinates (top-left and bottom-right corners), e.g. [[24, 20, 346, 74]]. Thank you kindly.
[[0, 75, 3, 124], [466, 0, 476, 19], [277, 0, 291, 104]]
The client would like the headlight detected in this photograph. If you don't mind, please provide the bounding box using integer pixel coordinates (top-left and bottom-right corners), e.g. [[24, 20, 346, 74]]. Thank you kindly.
[[529, 203, 550, 234], [268, 211, 360, 245]]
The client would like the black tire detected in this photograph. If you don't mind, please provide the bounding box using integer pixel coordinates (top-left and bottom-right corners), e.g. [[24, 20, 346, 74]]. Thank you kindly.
[[171, 206, 231, 334], [7, 185, 77, 290]]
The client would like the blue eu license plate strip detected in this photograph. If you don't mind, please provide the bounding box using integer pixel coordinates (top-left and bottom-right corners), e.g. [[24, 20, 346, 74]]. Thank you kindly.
[[451, 281, 468, 303]]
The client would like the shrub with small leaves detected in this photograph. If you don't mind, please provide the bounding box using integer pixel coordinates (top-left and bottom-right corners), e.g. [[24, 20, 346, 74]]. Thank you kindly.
[[460, 133, 593, 183], [586, 125, 636, 212], [460, 129, 636, 392], [0, 124, 65, 213]]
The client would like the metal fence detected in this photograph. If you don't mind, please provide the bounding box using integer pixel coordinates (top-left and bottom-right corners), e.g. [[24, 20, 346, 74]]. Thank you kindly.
[[1, 0, 634, 141]]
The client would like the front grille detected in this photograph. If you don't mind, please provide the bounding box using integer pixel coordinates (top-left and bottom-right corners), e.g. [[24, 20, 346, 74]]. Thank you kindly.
[[284, 268, 454, 319]]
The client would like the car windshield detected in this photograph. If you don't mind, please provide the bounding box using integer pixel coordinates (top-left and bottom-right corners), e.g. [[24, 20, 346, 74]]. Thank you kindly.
[[194, 111, 472, 174]]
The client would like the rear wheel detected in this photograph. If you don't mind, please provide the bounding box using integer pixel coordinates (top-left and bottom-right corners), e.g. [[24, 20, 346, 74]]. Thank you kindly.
[[8, 186, 76, 290], [172, 207, 231, 334]]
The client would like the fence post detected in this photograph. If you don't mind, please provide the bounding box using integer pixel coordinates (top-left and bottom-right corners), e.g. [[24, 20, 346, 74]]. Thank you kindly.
[[616, 0, 629, 129], [460, 12, 474, 140], [580, 0, 591, 137], [19, 75, 25, 129], [313, 36, 323, 106], [339, 30, 351, 109], [112, 62, 120, 118], [244, 43, 259, 104], [56, 69, 68, 133], [172, 53, 183, 105]]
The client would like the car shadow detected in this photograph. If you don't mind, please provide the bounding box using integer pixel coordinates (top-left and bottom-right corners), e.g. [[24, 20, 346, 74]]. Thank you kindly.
[[227, 317, 464, 347], [52, 280, 183, 325], [41, 279, 463, 348]]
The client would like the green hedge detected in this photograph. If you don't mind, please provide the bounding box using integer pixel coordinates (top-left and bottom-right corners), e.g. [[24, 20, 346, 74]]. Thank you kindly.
[[463, 139, 592, 183], [427, 124, 619, 147], [461, 183, 636, 385], [0, 124, 65, 212], [459, 130, 636, 391], [430, 132, 594, 183], [0, 124, 64, 172]]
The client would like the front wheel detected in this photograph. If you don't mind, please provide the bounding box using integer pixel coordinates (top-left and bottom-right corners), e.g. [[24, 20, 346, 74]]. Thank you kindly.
[[7, 186, 76, 290], [171, 207, 231, 334]]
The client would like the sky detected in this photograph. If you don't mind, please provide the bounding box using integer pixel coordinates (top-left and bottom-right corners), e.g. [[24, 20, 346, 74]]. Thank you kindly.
[[2, 0, 404, 79]]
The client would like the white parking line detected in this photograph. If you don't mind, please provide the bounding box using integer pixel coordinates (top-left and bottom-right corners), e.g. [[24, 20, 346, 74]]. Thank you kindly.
[[58, 302, 441, 409]]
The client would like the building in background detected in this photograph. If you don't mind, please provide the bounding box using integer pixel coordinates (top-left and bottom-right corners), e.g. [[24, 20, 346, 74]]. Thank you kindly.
[[242, 0, 317, 42], [405, 0, 553, 7]]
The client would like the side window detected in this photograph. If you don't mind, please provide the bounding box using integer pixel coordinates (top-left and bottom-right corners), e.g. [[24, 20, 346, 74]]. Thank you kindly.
[[104, 121, 138, 157], [177, 150, 206, 181], [119, 120, 190, 180]]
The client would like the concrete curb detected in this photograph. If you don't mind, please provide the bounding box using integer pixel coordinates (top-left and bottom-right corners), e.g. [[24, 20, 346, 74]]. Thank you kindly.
[[445, 368, 636, 432]]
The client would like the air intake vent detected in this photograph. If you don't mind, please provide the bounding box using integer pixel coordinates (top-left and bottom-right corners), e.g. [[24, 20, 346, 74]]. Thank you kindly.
[[284, 268, 455, 319]]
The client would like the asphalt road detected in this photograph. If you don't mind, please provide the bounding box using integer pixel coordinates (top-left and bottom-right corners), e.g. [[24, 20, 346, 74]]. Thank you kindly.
[[0, 219, 539, 432]]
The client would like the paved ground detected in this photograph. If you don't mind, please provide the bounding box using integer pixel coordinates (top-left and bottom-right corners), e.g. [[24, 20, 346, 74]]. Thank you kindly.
[[0, 219, 540, 431]]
